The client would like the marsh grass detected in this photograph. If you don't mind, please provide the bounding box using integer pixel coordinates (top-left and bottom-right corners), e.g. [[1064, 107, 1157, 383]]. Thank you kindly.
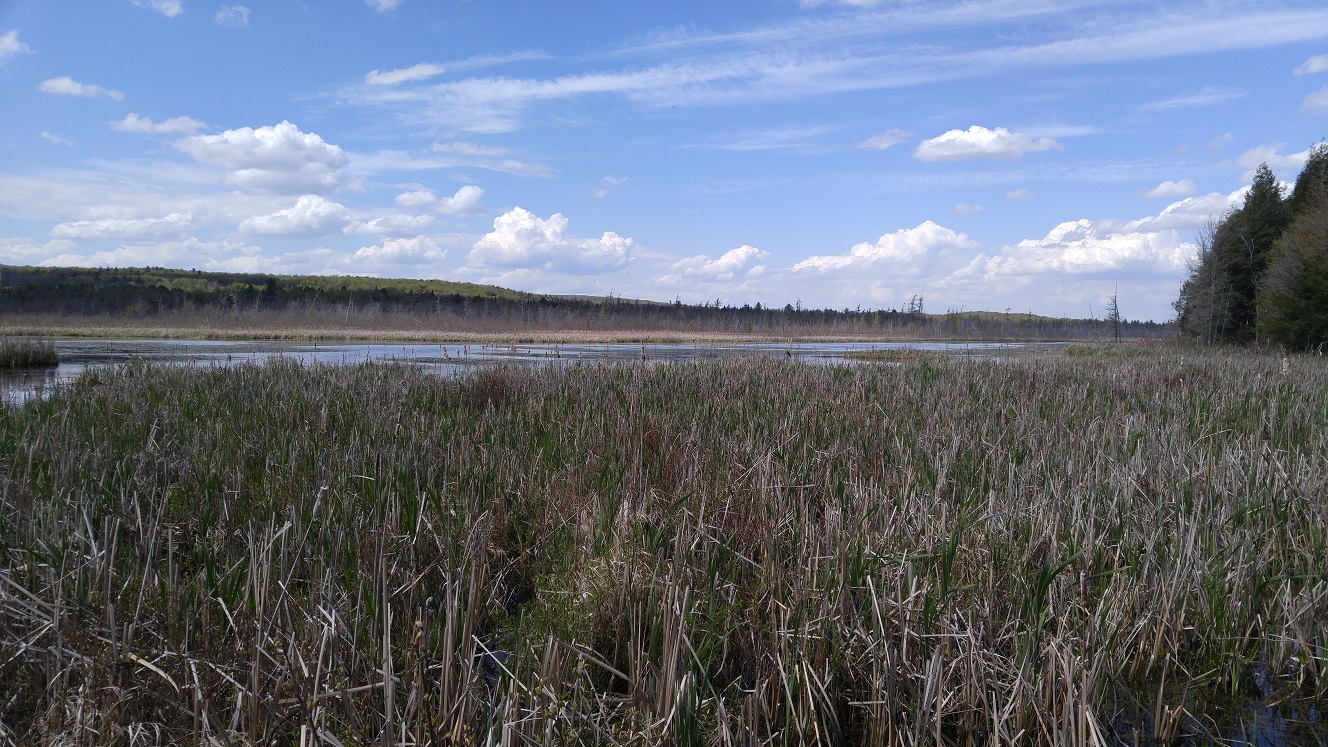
[[0, 350, 1324, 745], [0, 338, 57, 369]]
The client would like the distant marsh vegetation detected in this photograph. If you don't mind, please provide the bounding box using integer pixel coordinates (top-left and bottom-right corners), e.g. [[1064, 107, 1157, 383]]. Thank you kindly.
[[0, 351, 1324, 744]]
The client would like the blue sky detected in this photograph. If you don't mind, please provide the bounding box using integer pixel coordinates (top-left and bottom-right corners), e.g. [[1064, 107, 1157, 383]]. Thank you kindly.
[[2, 0, 1327, 321]]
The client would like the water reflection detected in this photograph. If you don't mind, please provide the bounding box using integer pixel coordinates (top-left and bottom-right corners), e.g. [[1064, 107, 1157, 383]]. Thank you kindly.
[[1, 338, 1062, 405]]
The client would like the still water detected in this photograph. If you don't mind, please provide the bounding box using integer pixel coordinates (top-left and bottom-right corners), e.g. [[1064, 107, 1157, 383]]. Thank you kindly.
[[1, 337, 1058, 405]]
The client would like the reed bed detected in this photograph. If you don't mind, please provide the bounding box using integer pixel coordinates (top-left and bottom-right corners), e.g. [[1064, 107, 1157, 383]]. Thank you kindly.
[[0, 350, 1324, 745], [0, 338, 57, 369]]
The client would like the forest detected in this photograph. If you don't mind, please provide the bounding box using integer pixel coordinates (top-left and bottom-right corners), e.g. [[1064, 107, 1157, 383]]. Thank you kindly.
[[1175, 143, 1328, 350], [0, 264, 1171, 340]]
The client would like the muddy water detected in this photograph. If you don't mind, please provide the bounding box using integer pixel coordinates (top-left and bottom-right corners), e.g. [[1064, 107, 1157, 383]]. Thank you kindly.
[[0, 338, 1058, 404]]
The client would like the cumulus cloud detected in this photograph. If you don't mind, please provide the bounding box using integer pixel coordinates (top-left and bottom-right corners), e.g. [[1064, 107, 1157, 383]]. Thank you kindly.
[[1143, 179, 1196, 199], [365, 63, 444, 86], [1118, 190, 1244, 233], [174, 121, 348, 192], [793, 221, 978, 274], [438, 185, 485, 214], [214, 5, 249, 27], [914, 126, 1061, 162], [1, 30, 32, 64], [355, 236, 446, 263], [132, 0, 183, 17], [388, 185, 484, 214], [1296, 54, 1328, 75], [238, 195, 349, 236], [857, 129, 911, 150], [41, 132, 73, 146], [112, 112, 205, 136], [50, 212, 194, 240], [38, 76, 125, 101], [663, 245, 768, 283], [469, 207, 633, 273], [1302, 86, 1328, 114], [958, 220, 1193, 280], [1235, 144, 1311, 179], [395, 190, 438, 209], [364, 0, 401, 12]]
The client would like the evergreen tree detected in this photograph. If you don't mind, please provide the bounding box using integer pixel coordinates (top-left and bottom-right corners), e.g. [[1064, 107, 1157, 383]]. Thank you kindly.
[[1207, 163, 1287, 341], [1287, 143, 1328, 218], [1258, 187, 1328, 350]]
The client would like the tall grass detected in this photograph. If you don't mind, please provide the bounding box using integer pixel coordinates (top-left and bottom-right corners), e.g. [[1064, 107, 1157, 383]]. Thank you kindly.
[[0, 350, 1324, 745], [0, 338, 57, 368]]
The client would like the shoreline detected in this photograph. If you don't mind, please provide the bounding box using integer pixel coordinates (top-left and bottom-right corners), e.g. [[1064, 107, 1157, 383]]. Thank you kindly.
[[1, 321, 1145, 346]]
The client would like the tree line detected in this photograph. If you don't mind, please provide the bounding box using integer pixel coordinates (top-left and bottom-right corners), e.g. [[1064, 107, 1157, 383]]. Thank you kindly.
[[1175, 145, 1328, 350], [0, 264, 1172, 339]]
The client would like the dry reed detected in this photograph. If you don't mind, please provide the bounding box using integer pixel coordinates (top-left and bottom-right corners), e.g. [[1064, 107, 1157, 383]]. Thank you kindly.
[[0, 348, 1324, 745]]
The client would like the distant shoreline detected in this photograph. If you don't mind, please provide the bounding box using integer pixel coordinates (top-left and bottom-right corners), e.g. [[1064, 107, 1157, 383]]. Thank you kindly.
[[0, 319, 1133, 345]]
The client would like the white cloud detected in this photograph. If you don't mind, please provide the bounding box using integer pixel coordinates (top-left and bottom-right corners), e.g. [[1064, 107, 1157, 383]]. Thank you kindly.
[[1296, 54, 1328, 75], [238, 195, 350, 236], [1143, 179, 1195, 199], [366, 63, 445, 86], [702, 126, 831, 152], [431, 141, 509, 157], [0, 237, 75, 263], [38, 237, 266, 271], [40, 132, 73, 146], [0, 30, 32, 64], [664, 245, 768, 282], [959, 219, 1194, 280], [1140, 86, 1245, 111], [394, 189, 438, 209], [1119, 190, 1244, 233], [112, 112, 206, 136], [50, 212, 194, 240], [469, 207, 633, 273], [214, 5, 249, 27], [914, 126, 1061, 162], [38, 76, 125, 101], [132, 0, 183, 18], [438, 185, 485, 215], [1303, 85, 1328, 114], [953, 203, 983, 215], [601, 175, 627, 186], [1208, 132, 1234, 150], [1235, 144, 1312, 179], [355, 236, 447, 263], [793, 221, 977, 274], [1006, 189, 1036, 200], [175, 121, 348, 193], [857, 129, 911, 150], [344, 213, 437, 236], [365, 0, 401, 12]]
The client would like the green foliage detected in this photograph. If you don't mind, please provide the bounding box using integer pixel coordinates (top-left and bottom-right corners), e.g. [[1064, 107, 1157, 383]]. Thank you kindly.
[[1259, 192, 1328, 349]]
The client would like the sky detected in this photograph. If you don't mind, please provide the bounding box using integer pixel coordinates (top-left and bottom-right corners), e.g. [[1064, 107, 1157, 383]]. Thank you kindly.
[[2, 1, 1327, 321]]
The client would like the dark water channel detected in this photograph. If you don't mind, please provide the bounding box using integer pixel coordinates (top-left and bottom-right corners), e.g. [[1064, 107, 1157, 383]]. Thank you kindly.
[[0, 337, 1056, 405]]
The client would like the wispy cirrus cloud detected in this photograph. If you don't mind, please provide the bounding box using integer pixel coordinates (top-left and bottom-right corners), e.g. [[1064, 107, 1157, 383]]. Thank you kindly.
[[340, 6, 1328, 134], [1140, 86, 1246, 111]]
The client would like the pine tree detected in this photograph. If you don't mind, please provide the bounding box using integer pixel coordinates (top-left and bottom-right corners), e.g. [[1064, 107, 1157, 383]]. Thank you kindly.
[[1259, 183, 1328, 350], [1209, 163, 1287, 341], [1287, 143, 1328, 218]]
